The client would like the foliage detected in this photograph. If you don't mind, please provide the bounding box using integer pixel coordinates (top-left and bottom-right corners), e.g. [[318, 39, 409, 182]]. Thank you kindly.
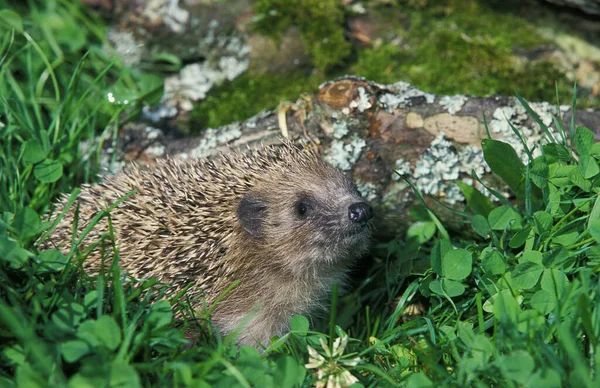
[[3, 0, 600, 387], [0, 1, 162, 215], [253, 0, 351, 72], [356, 91, 600, 386], [192, 70, 323, 130], [350, 2, 571, 103], [207, 0, 589, 129]]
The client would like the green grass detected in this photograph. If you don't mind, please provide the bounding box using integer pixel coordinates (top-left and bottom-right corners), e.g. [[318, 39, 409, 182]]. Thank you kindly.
[[0, 1, 162, 215], [3, 1, 600, 387]]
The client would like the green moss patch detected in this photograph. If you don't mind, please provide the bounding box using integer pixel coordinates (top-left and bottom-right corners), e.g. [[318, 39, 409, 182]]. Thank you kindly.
[[196, 0, 590, 128], [351, 1, 571, 102], [253, 0, 351, 71], [192, 71, 323, 129]]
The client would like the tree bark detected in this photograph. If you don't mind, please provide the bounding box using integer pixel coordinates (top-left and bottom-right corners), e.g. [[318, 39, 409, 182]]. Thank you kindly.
[[114, 76, 600, 239]]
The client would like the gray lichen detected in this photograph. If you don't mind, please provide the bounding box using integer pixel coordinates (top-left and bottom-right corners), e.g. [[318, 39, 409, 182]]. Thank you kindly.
[[379, 81, 436, 112], [440, 95, 468, 115], [356, 181, 378, 202], [394, 133, 491, 204], [349, 87, 372, 112], [164, 54, 249, 111], [164, 63, 217, 108], [245, 110, 277, 130], [332, 121, 349, 139], [391, 158, 412, 181], [326, 135, 367, 171], [457, 145, 489, 178], [145, 126, 163, 141], [189, 123, 243, 158], [106, 30, 142, 66], [141, 104, 178, 123], [146, 144, 166, 157], [488, 100, 566, 163], [142, 0, 190, 34], [413, 134, 460, 196]]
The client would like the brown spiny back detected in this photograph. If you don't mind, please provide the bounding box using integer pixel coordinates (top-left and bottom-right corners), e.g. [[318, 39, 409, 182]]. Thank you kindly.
[[45, 140, 373, 345]]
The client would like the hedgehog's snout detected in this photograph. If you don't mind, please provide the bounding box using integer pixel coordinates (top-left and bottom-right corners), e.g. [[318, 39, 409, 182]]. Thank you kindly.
[[348, 202, 374, 224]]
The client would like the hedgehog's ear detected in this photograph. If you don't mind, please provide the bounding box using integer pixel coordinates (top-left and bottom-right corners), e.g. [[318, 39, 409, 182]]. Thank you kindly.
[[237, 192, 267, 237]]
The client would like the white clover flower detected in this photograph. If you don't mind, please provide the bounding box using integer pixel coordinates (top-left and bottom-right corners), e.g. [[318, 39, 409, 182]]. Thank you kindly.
[[305, 335, 361, 388]]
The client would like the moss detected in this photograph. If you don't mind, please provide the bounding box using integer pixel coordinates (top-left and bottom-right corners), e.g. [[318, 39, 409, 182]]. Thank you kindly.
[[414, 1, 545, 50], [253, 0, 351, 71], [413, 32, 566, 100], [192, 71, 324, 129], [351, 45, 410, 86], [196, 0, 592, 131], [351, 0, 572, 103]]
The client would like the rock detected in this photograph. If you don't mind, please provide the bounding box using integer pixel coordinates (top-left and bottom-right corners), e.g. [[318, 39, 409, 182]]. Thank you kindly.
[[97, 0, 252, 125], [543, 0, 600, 15], [87, 0, 600, 138], [102, 77, 600, 239], [246, 27, 310, 74]]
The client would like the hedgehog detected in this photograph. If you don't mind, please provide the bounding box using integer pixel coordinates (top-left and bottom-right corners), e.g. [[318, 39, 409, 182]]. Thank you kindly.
[[45, 140, 374, 346]]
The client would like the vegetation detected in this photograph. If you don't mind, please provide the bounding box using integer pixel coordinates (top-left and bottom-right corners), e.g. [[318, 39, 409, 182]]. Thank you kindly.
[[253, 0, 351, 72], [349, 0, 573, 102], [3, 1, 600, 387], [200, 0, 588, 128], [192, 71, 323, 130], [0, 1, 162, 215]]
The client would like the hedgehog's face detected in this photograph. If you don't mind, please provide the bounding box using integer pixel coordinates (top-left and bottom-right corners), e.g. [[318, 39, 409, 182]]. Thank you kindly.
[[236, 163, 374, 270]]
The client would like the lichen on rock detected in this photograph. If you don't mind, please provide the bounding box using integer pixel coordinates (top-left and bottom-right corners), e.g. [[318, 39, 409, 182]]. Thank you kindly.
[[326, 136, 367, 171], [189, 124, 244, 158], [489, 101, 566, 163], [394, 133, 491, 204], [349, 87, 373, 112], [164, 53, 250, 112], [106, 29, 142, 66], [379, 81, 436, 111], [440, 95, 468, 115]]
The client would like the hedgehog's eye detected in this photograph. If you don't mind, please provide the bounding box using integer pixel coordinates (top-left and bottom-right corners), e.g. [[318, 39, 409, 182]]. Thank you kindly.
[[296, 201, 311, 219]]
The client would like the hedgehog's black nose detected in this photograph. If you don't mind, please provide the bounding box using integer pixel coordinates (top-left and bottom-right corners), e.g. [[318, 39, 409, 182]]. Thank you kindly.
[[348, 202, 374, 224]]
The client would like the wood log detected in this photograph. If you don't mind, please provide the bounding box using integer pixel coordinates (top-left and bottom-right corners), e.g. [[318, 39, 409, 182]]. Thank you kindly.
[[111, 76, 600, 239]]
